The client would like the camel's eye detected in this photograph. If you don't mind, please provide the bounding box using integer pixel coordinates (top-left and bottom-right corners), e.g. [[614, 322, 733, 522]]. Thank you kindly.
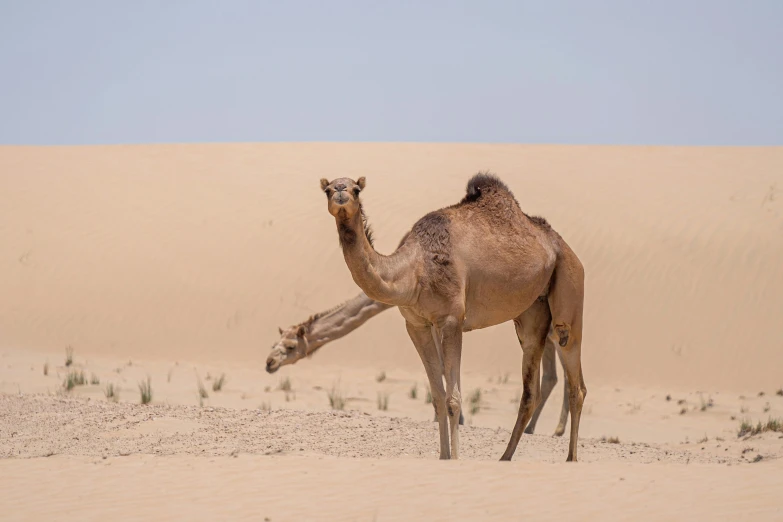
[[352, 187, 361, 197], [324, 188, 332, 196]]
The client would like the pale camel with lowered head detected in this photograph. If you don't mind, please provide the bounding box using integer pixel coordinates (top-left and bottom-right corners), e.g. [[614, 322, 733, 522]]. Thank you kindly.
[[264, 291, 570, 436], [320, 172, 586, 461]]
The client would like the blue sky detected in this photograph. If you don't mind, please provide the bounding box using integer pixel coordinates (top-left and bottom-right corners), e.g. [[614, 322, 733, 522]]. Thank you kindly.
[[1, 1, 781, 145]]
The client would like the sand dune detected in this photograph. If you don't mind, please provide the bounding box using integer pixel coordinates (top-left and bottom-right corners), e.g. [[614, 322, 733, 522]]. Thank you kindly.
[[1, 144, 782, 520], [1, 144, 782, 389]]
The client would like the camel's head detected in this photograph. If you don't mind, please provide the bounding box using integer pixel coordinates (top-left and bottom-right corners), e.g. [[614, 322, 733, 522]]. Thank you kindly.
[[320, 177, 366, 219], [265, 324, 308, 373]]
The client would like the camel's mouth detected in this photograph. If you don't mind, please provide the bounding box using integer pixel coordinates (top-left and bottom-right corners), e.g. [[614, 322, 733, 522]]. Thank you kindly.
[[333, 193, 349, 205], [265, 359, 281, 373]]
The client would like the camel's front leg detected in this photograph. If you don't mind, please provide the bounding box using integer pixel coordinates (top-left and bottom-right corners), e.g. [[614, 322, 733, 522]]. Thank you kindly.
[[439, 316, 463, 460], [405, 322, 450, 459]]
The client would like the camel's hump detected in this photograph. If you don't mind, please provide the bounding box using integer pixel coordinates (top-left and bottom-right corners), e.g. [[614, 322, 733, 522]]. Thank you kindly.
[[462, 172, 513, 203]]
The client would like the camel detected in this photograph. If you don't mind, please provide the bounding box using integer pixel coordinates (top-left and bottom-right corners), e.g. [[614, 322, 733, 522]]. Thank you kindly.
[[264, 291, 570, 436], [319, 173, 586, 461]]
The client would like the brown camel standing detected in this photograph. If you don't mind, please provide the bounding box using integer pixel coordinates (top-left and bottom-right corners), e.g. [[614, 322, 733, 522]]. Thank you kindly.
[[265, 291, 570, 436], [319, 173, 586, 461]]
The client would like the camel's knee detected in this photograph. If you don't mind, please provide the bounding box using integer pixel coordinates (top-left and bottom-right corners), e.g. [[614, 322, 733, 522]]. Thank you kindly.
[[554, 323, 571, 347], [446, 389, 462, 418]]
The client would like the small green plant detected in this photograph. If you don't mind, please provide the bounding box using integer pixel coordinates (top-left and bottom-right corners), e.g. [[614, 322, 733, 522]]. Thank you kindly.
[[197, 378, 209, 399], [212, 373, 226, 392], [43, 361, 49, 376], [377, 391, 389, 411], [425, 386, 432, 404], [138, 377, 153, 404], [601, 436, 620, 444], [63, 370, 86, 391], [327, 383, 345, 410], [409, 383, 418, 400], [376, 371, 386, 383], [90, 373, 100, 385], [738, 417, 783, 437], [104, 383, 118, 402], [468, 388, 482, 415], [278, 377, 292, 392], [65, 346, 74, 367]]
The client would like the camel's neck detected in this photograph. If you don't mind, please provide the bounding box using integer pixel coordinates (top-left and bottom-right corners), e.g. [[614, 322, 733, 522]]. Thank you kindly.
[[336, 209, 418, 307], [304, 292, 393, 353]]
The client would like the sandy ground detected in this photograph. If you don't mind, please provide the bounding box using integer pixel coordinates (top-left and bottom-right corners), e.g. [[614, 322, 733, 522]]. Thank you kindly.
[[1, 144, 783, 520]]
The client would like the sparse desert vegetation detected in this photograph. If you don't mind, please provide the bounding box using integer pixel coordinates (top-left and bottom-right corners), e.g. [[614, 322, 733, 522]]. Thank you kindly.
[[212, 373, 226, 392], [43, 361, 49, 376], [601, 436, 620, 444], [376, 371, 386, 383], [377, 391, 389, 411], [278, 377, 292, 392], [425, 386, 432, 404], [197, 378, 209, 399], [63, 370, 86, 391], [468, 388, 482, 415], [327, 384, 345, 410], [65, 346, 74, 367], [738, 417, 783, 438], [90, 373, 100, 385], [104, 383, 118, 402], [138, 377, 153, 404], [409, 382, 418, 399]]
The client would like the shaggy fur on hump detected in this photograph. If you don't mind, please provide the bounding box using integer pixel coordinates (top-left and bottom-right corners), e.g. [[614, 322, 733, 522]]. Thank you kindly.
[[461, 171, 551, 229]]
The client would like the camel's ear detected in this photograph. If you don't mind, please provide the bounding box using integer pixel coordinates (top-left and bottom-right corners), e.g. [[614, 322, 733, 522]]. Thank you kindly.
[[296, 325, 307, 338], [278, 326, 284, 335], [320, 178, 330, 191], [356, 177, 366, 190]]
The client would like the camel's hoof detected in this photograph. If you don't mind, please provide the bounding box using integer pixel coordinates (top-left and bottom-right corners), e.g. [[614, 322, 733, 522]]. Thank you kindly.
[[523, 427, 535, 435], [553, 428, 565, 437], [499, 454, 512, 462]]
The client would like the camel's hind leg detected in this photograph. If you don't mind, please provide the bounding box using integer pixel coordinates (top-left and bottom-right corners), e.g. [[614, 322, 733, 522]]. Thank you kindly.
[[548, 246, 587, 462], [524, 331, 558, 435], [500, 297, 551, 461], [553, 345, 570, 437]]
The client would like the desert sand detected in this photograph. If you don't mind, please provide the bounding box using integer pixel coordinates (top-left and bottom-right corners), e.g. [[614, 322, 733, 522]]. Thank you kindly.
[[1, 143, 782, 520]]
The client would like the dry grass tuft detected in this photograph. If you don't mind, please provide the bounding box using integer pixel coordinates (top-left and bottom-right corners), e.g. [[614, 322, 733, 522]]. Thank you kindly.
[[104, 383, 118, 402], [468, 388, 482, 415], [776, 387, 783, 397], [259, 401, 271, 412], [90, 373, 100, 385], [377, 391, 390, 411], [409, 383, 418, 400], [138, 377, 153, 404], [43, 361, 49, 376], [65, 346, 74, 367], [212, 373, 226, 392], [278, 377, 292, 392], [197, 377, 209, 399], [601, 436, 620, 444], [375, 371, 386, 383], [327, 383, 346, 410], [63, 370, 86, 391], [738, 417, 783, 438], [425, 386, 432, 404]]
